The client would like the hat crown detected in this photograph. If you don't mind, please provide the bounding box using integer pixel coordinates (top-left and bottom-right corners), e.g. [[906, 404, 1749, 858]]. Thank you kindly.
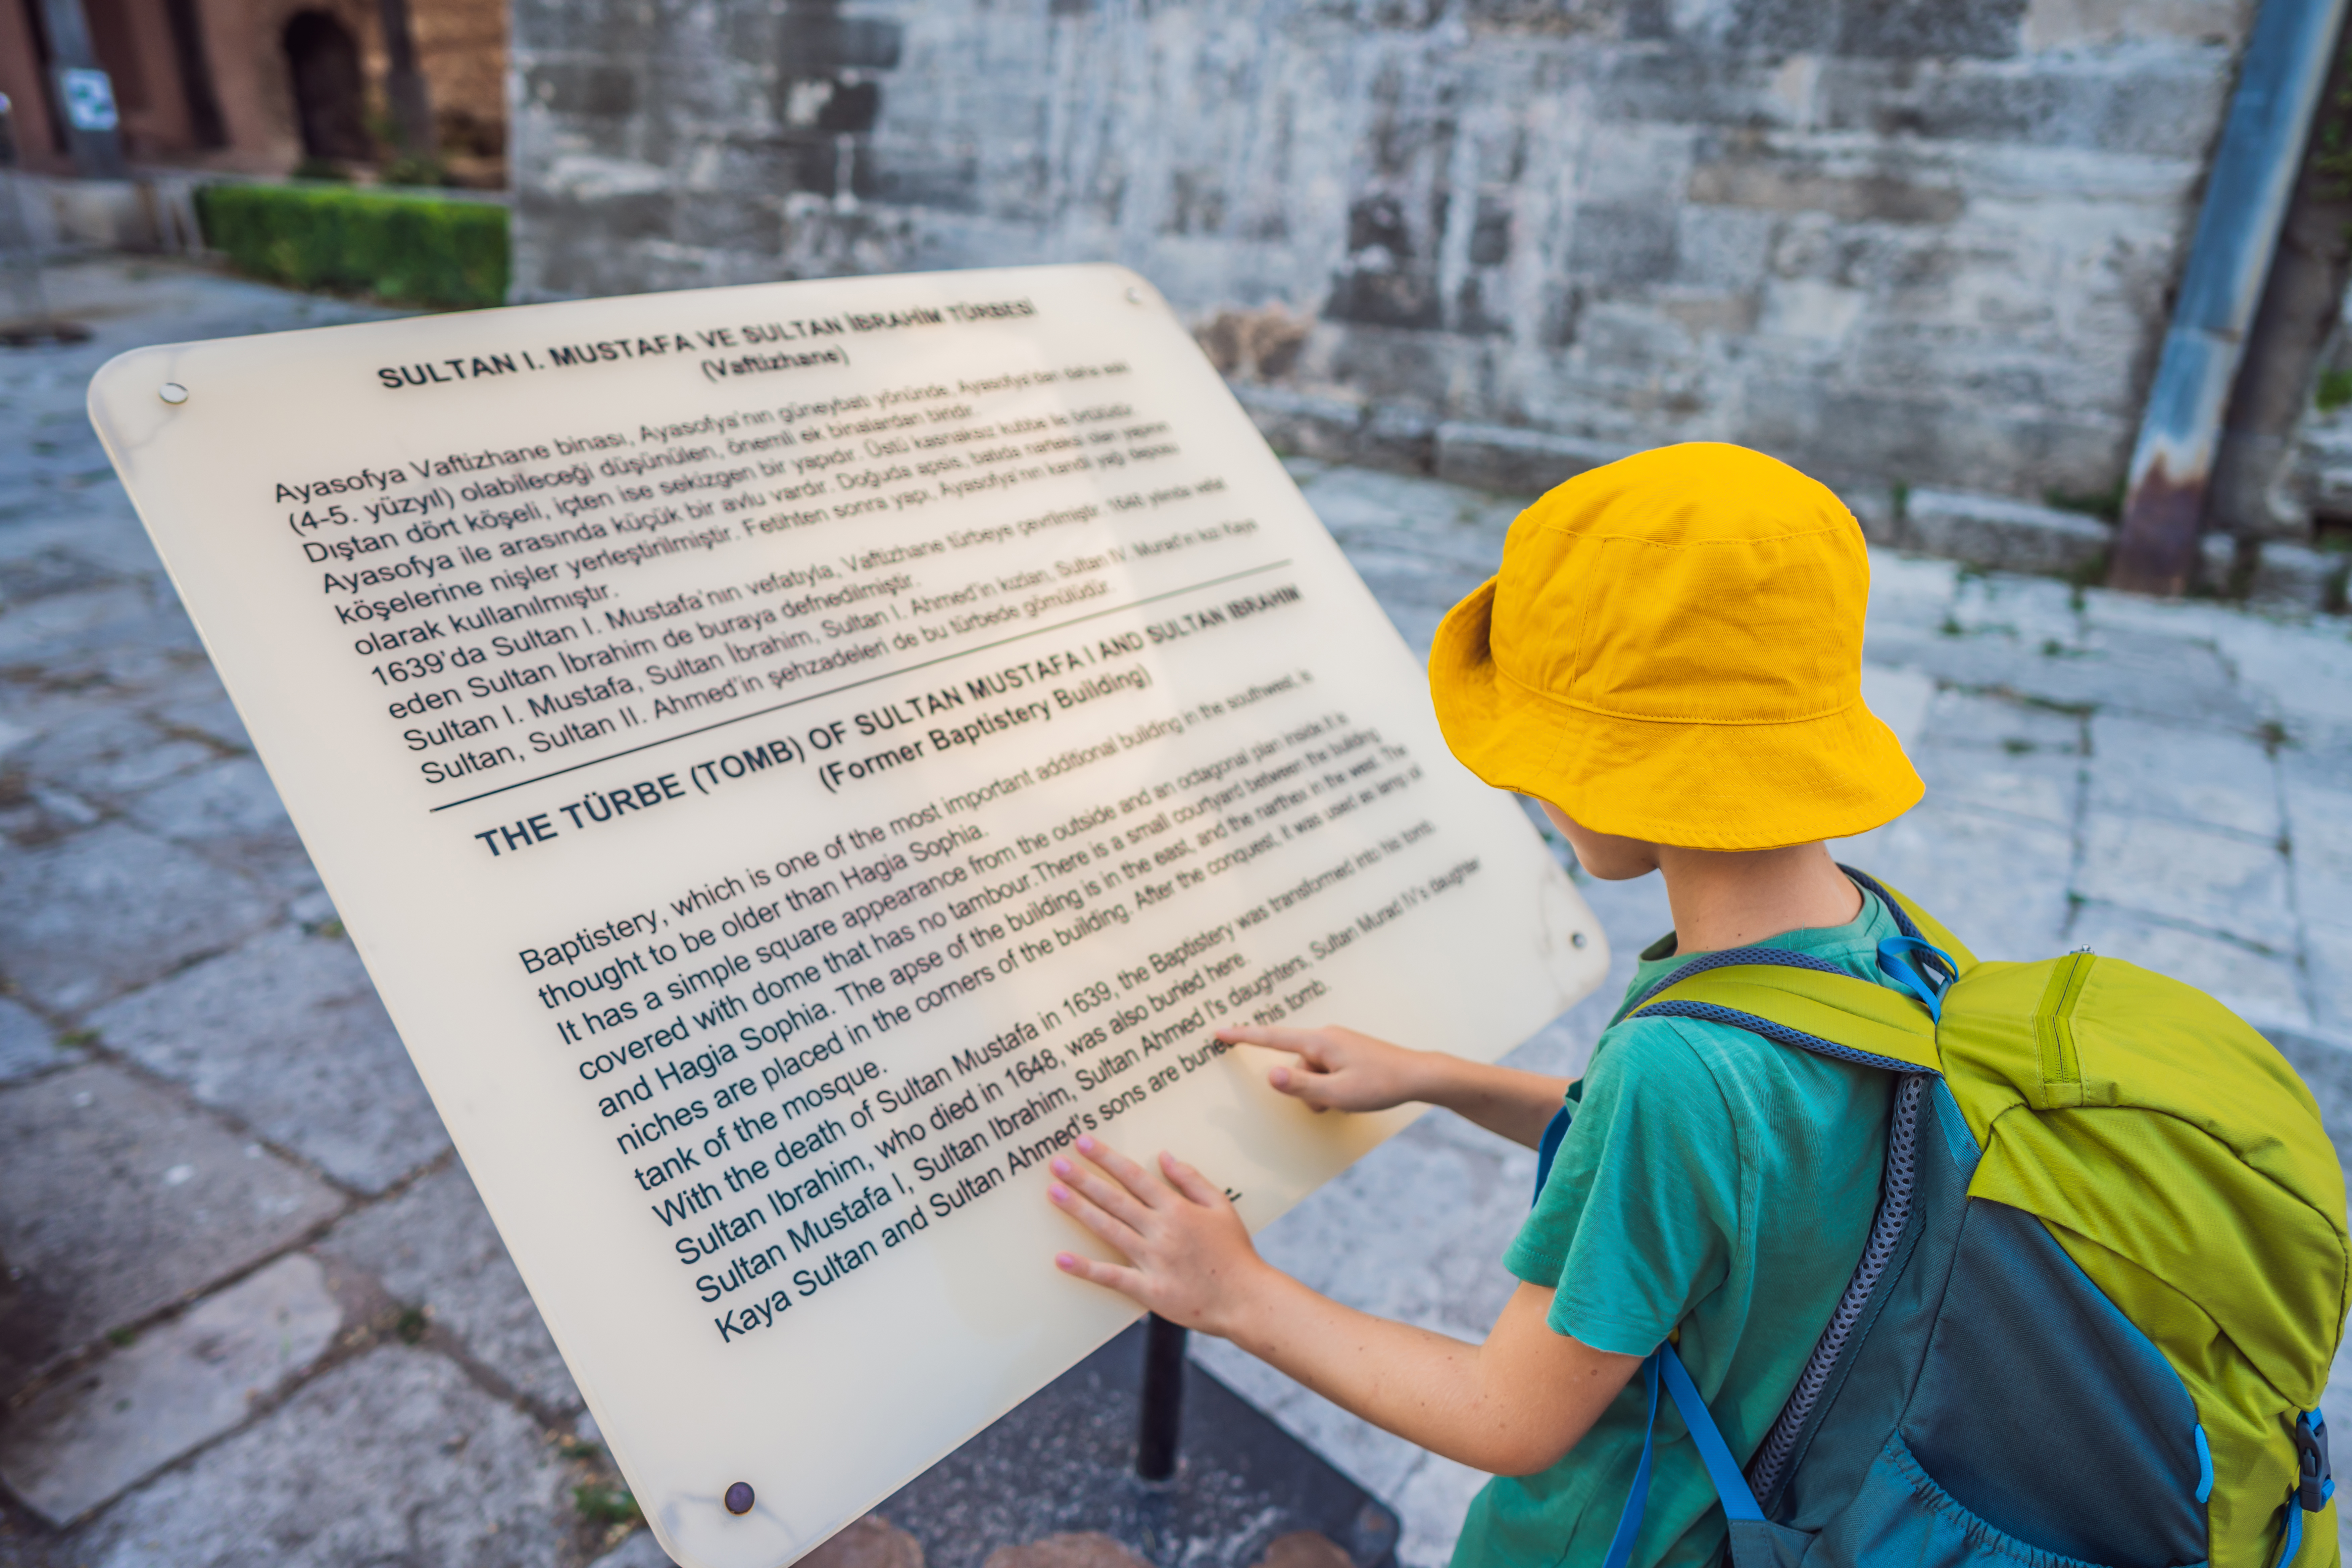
[[1491, 443, 1867, 726]]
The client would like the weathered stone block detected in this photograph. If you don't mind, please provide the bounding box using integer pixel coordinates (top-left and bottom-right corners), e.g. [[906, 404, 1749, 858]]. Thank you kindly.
[[2088, 711, 2278, 839], [1566, 204, 1679, 286], [1593, 50, 1797, 129], [1231, 384, 1367, 464], [0, 996, 75, 1084], [1836, 0, 2027, 58], [1830, 800, 2075, 960], [1357, 404, 1439, 475], [1863, 550, 1962, 637], [1914, 729, 2082, 829], [2265, 1027, 2352, 1169], [2248, 540, 2346, 613], [1670, 204, 1777, 292], [2200, 530, 2241, 593], [1916, 681, 2084, 751], [1840, 482, 1903, 545], [2306, 924, 2352, 1040], [2078, 812, 2297, 952], [1432, 422, 1633, 496], [72, 1345, 571, 1568], [1861, 663, 1938, 752], [0, 822, 276, 1013], [1903, 488, 2111, 576], [88, 926, 447, 1193], [0, 1254, 344, 1525], [2282, 757, 2352, 937], [319, 1164, 578, 1410], [15, 710, 216, 804], [0, 1064, 341, 1396], [2022, 0, 2246, 48], [521, 61, 641, 119], [1819, 56, 2227, 159], [670, 193, 787, 255], [1687, 155, 1965, 224], [127, 756, 313, 888]]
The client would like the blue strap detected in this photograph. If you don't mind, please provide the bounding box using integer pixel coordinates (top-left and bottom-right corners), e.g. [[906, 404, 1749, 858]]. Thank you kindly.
[[2277, 1488, 2302, 1567], [1600, 1355, 1661, 1568], [1875, 936, 1957, 1022], [1658, 1344, 1765, 1523], [1599, 1346, 1766, 1565]]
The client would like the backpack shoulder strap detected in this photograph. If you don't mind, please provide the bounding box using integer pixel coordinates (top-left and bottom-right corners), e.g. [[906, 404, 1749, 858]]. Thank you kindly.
[[1632, 959, 1942, 1077], [1623, 871, 1961, 1077]]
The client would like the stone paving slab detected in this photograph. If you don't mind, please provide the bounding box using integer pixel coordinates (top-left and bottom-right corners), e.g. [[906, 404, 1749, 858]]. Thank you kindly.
[[2088, 713, 2282, 841], [0, 1253, 343, 1525], [86, 926, 447, 1193], [1864, 616, 2267, 732], [2078, 813, 2299, 955], [2285, 761, 2352, 938], [2308, 926, 2352, 1043], [10, 706, 223, 804], [124, 757, 316, 893], [0, 821, 278, 1014], [317, 1163, 581, 1414], [67, 1345, 575, 1568], [0, 1001, 73, 1085], [1831, 801, 2078, 961], [0, 1063, 343, 1399]]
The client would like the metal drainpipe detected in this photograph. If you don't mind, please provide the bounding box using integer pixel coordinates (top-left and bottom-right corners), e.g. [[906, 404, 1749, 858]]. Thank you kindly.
[[2109, 0, 2351, 596]]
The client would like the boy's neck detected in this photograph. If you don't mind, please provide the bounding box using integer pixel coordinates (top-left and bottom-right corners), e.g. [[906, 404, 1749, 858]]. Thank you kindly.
[[1655, 841, 1863, 957]]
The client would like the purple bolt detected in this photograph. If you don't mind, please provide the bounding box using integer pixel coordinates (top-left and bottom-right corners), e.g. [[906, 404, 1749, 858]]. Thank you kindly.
[[725, 1482, 754, 1515]]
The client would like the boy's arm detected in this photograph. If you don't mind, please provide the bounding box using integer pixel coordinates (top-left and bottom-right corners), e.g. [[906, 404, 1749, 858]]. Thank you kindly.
[[1047, 1136, 1641, 1475], [1216, 1024, 1572, 1148]]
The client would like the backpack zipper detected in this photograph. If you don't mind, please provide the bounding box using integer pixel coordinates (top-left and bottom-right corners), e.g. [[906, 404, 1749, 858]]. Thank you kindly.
[[2032, 950, 2094, 1107]]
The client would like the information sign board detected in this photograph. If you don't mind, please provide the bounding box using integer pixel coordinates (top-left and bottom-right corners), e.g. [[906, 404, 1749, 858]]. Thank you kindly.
[[88, 265, 1607, 1568]]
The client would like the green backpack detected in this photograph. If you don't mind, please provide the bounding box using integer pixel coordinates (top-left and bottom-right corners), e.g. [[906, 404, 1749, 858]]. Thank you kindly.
[[1602, 871, 2350, 1568]]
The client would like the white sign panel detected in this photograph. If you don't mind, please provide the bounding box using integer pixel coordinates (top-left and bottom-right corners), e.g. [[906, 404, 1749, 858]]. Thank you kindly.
[[89, 265, 1606, 1568]]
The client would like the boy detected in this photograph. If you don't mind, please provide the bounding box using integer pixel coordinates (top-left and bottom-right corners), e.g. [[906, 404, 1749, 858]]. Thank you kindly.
[[1042, 442, 1927, 1567]]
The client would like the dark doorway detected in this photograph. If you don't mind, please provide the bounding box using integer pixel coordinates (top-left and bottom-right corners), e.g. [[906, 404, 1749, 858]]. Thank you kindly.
[[282, 11, 369, 160]]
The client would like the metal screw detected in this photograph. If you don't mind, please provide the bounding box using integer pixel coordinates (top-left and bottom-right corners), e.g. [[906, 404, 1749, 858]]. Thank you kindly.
[[1571, 932, 1587, 948], [1125, 287, 1143, 304], [157, 383, 187, 404], [725, 1481, 754, 1515]]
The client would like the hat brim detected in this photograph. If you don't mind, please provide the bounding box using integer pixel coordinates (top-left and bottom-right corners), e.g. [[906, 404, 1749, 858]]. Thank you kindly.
[[1428, 578, 1923, 851]]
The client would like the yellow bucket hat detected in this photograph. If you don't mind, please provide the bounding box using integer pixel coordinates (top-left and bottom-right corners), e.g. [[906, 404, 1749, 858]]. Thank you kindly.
[[1428, 442, 1921, 851]]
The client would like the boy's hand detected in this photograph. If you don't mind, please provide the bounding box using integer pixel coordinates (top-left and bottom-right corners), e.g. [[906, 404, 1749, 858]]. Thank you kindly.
[[1216, 1024, 1427, 1113], [1047, 1136, 1270, 1337]]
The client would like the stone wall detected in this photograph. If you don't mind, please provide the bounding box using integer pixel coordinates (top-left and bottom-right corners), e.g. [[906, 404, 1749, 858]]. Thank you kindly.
[[511, 0, 2255, 509]]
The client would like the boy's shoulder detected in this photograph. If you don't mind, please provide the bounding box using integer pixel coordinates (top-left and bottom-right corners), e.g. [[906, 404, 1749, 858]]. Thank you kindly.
[[1581, 959, 1900, 1142]]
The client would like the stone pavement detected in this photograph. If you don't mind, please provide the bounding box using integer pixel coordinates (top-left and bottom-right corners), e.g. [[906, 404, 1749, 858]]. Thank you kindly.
[[3, 258, 2351, 1567]]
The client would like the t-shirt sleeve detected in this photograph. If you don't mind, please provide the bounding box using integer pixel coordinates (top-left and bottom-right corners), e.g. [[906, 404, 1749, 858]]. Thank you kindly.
[[1502, 1019, 1742, 1357]]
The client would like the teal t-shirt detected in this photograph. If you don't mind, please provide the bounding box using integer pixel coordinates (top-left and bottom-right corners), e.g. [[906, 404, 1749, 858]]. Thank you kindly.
[[1451, 887, 1902, 1568]]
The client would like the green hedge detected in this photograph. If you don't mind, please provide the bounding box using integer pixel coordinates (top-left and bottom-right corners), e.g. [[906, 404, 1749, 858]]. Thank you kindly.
[[195, 182, 508, 310]]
